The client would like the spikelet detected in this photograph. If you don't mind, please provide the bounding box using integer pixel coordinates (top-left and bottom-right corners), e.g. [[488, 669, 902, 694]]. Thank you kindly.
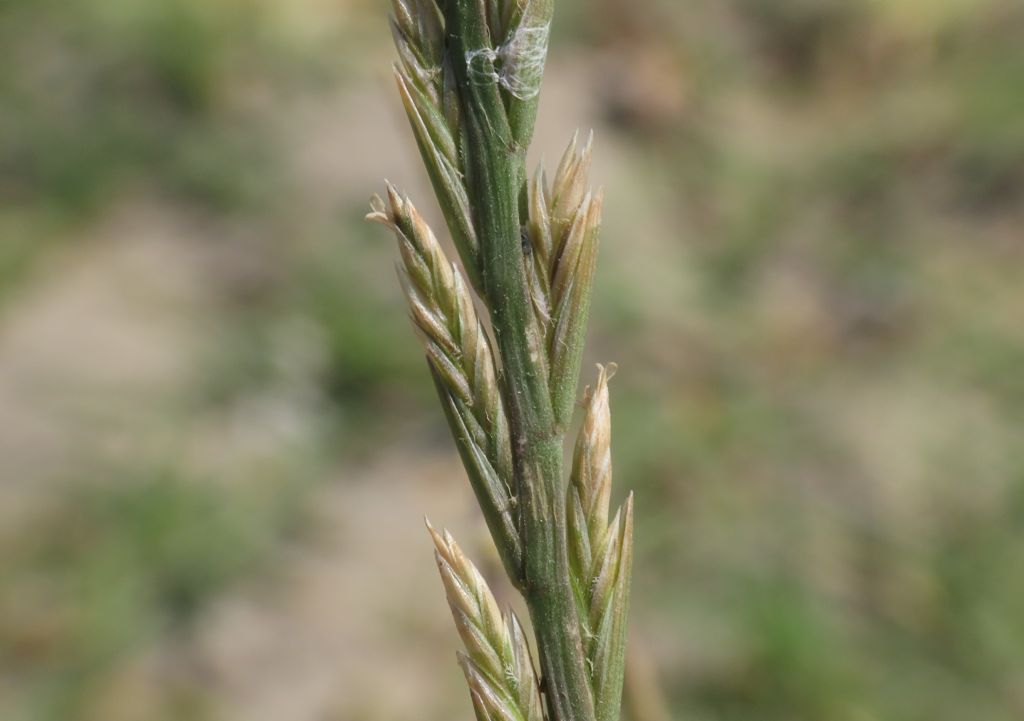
[[428, 522, 544, 721], [526, 131, 604, 426], [369, 188, 521, 579], [568, 365, 634, 721], [388, 0, 481, 291]]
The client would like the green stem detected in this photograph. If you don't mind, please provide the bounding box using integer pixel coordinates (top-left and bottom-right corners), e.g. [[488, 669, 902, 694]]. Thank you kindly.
[[445, 3, 596, 721]]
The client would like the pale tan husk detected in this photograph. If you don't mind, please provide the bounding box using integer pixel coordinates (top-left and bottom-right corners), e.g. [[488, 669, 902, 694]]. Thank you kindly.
[[368, 189, 521, 574], [526, 132, 604, 426], [568, 365, 634, 721], [428, 522, 544, 721]]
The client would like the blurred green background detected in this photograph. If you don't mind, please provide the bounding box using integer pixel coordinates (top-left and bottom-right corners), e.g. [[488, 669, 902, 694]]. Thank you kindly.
[[1, 0, 1023, 720]]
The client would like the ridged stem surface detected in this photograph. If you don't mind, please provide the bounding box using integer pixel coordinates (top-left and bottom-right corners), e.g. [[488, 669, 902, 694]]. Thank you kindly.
[[446, 2, 595, 721]]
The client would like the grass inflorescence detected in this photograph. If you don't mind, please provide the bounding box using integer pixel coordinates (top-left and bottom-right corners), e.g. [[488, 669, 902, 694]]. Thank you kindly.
[[370, 2, 633, 721]]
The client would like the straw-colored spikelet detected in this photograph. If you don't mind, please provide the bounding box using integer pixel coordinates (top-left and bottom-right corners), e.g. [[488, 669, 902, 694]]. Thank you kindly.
[[568, 365, 634, 721], [368, 187, 521, 579], [428, 522, 544, 721], [388, 0, 480, 290], [526, 131, 604, 427]]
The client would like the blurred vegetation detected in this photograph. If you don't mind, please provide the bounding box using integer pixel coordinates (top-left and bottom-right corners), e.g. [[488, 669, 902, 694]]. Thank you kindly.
[[1, 0, 1022, 720], [2, 466, 306, 721]]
